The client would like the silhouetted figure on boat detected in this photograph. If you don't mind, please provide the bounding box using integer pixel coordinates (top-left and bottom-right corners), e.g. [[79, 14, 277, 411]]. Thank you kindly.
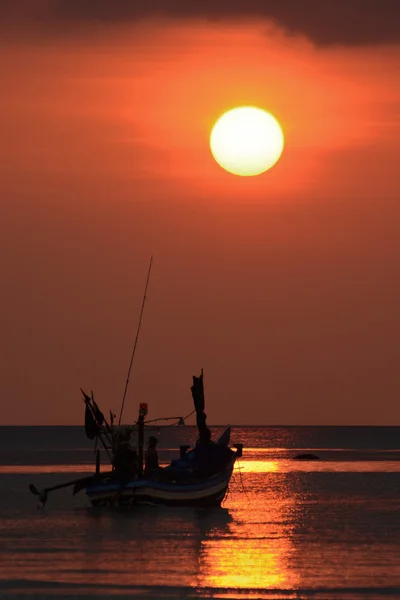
[[192, 427, 234, 478], [145, 436, 159, 475]]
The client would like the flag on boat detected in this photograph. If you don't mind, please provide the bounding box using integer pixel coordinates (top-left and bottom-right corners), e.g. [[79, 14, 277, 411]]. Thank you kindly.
[[81, 389, 104, 439], [191, 369, 207, 431], [92, 399, 105, 428]]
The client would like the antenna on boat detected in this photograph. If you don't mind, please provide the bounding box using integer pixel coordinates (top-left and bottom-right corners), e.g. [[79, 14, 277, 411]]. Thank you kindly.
[[118, 255, 153, 425]]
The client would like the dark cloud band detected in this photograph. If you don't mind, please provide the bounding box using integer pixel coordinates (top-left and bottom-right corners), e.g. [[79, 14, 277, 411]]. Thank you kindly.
[[1, 0, 399, 46]]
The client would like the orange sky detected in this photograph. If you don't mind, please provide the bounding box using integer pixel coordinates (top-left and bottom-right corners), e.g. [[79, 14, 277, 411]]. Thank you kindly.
[[1, 14, 399, 425]]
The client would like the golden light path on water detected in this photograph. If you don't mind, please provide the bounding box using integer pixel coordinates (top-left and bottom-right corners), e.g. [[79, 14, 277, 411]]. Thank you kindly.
[[194, 459, 300, 591]]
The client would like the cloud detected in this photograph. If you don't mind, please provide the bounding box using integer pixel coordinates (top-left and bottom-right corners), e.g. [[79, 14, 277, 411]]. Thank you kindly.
[[1, 0, 399, 46]]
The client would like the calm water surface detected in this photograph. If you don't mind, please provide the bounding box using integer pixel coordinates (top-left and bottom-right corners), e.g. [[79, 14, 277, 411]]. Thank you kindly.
[[0, 426, 399, 599]]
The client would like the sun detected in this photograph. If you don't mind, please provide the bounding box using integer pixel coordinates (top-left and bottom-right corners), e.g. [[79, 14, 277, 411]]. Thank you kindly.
[[210, 106, 284, 177]]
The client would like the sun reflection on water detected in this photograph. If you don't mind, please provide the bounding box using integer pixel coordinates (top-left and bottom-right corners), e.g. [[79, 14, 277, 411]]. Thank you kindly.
[[237, 460, 280, 473], [194, 461, 302, 591]]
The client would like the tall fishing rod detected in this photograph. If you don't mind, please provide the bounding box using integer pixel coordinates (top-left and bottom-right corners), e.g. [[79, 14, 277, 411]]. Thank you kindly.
[[118, 255, 153, 425]]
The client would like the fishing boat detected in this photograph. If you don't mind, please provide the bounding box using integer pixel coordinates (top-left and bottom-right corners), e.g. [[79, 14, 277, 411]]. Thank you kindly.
[[29, 370, 242, 508], [85, 371, 241, 507]]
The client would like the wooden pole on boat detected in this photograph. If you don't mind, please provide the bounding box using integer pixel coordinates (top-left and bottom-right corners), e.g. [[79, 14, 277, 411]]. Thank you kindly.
[[29, 475, 96, 508], [118, 255, 153, 426], [137, 403, 148, 477], [95, 449, 101, 475], [138, 413, 145, 477], [95, 429, 112, 461]]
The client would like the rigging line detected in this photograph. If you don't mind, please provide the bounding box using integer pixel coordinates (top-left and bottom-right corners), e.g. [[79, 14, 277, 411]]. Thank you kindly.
[[236, 460, 250, 504], [144, 416, 184, 424], [144, 409, 196, 425], [148, 409, 196, 428], [146, 420, 180, 429], [182, 409, 196, 421], [118, 255, 153, 426]]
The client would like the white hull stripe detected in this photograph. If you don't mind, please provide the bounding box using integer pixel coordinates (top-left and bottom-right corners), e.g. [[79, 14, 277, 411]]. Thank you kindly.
[[87, 479, 229, 502]]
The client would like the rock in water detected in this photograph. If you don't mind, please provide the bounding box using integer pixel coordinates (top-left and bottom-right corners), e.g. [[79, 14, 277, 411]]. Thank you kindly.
[[293, 453, 320, 460]]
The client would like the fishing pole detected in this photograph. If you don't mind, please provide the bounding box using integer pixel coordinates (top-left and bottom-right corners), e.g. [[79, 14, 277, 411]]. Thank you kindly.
[[118, 255, 153, 425]]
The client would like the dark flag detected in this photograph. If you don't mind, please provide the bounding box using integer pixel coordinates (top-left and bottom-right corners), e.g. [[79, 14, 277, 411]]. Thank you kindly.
[[92, 398, 105, 428], [81, 389, 91, 404], [84, 403, 100, 440], [191, 369, 207, 431], [81, 389, 104, 439]]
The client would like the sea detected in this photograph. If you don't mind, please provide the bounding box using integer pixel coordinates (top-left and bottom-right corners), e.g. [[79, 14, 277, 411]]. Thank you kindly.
[[0, 425, 400, 599]]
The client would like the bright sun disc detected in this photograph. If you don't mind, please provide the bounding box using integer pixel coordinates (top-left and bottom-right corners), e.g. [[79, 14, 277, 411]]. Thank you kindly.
[[210, 106, 284, 176]]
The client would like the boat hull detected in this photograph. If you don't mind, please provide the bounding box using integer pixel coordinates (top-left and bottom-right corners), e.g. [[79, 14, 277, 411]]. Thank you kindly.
[[85, 461, 235, 508]]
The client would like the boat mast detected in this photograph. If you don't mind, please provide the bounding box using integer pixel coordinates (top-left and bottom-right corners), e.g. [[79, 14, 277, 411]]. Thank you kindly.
[[118, 255, 153, 426]]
